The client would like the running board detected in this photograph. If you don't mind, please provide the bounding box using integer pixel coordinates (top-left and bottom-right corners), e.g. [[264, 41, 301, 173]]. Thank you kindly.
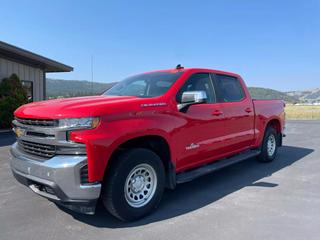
[[176, 149, 261, 184]]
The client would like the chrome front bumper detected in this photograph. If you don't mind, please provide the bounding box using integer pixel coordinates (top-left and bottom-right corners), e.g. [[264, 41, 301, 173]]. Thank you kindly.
[[10, 143, 101, 214]]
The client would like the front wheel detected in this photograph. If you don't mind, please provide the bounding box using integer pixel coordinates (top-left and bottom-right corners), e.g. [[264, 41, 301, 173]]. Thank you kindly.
[[102, 148, 165, 221], [257, 126, 279, 162]]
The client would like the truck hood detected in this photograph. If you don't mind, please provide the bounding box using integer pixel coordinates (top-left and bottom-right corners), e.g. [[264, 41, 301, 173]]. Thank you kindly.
[[14, 95, 141, 119]]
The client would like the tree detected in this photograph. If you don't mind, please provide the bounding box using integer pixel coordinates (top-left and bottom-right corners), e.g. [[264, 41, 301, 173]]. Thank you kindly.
[[0, 74, 28, 129]]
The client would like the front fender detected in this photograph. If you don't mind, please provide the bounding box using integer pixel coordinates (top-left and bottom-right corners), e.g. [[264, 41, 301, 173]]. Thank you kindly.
[[70, 114, 176, 182]]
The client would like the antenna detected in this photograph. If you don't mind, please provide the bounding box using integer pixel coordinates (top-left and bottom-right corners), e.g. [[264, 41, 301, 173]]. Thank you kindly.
[[176, 64, 184, 70]]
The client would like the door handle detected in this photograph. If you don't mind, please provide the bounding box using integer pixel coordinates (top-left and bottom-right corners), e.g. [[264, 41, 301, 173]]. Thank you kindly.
[[212, 110, 223, 116], [245, 108, 252, 113]]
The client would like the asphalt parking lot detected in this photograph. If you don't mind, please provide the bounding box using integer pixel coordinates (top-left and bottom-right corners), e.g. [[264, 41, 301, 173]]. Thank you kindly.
[[0, 120, 319, 240]]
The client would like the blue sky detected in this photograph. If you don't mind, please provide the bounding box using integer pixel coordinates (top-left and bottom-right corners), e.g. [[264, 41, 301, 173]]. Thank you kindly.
[[1, 0, 319, 91]]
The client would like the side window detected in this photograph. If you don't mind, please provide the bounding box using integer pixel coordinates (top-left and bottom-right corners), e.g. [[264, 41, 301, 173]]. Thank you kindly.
[[215, 75, 245, 102], [176, 73, 216, 103]]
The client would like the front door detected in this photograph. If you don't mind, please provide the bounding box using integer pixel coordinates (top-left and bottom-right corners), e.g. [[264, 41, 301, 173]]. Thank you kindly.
[[174, 73, 226, 172]]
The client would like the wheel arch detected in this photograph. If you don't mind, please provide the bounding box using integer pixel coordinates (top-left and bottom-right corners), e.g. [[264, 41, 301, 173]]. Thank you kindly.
[[263, 118, 283, 147], [104, 135, 176, 189]]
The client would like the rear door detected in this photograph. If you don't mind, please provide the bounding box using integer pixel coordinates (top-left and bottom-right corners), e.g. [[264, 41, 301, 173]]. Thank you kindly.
[[212, 74, 255, 154]]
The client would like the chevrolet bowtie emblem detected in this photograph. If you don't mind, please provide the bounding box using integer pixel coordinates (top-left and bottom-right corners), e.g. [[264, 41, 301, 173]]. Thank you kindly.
[[14, 127, 25, 138]]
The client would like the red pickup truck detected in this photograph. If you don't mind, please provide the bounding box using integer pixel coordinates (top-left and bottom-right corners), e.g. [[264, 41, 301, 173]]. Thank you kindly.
[[11, 66, 285, 221]]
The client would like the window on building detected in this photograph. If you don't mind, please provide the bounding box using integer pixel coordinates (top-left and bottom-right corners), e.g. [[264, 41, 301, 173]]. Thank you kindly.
[[21, 80, 33, 102]]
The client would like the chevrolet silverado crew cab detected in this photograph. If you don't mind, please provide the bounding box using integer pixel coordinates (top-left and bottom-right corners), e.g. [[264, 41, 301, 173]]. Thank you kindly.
[[11, 66, 285, 221]]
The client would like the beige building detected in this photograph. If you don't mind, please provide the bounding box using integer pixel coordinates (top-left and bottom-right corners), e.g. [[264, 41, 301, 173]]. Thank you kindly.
[[0, 41, 73, 101]]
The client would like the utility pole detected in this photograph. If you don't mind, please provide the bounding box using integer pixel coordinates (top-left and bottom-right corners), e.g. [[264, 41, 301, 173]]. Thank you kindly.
[[91, 55, 94, 95]]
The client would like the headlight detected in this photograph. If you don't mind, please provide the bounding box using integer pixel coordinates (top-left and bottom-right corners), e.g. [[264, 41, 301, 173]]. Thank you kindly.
[[58, 117, 100, 129]]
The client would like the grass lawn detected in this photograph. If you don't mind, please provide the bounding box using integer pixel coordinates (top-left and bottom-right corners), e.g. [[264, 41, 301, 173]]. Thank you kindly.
[[285, 105, 320, 120]]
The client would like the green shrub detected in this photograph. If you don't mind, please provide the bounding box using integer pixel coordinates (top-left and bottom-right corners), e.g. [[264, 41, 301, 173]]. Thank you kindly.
[[0, 74, 28, 129]]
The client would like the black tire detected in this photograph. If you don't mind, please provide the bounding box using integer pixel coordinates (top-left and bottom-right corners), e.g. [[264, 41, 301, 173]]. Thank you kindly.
[[257, 126, 279, 163], [101, 148, 165, 221]]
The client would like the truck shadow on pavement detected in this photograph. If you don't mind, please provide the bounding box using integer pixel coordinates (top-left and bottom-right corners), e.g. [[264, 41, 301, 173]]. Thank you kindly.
[[59, 145, 312, 228]]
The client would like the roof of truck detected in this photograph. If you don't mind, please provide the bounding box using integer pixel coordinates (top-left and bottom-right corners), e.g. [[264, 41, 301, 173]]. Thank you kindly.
[[144, 67, 241, 78]]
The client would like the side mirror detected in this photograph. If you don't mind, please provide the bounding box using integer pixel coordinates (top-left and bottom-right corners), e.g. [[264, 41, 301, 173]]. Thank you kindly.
[[178, 91, 207, 111]]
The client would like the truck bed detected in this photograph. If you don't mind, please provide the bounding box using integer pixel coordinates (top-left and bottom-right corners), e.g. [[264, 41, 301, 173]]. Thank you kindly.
[[253, 99, 285, 144]]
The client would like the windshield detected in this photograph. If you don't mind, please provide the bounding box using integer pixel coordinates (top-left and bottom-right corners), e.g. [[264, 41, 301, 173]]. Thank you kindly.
[[103, 71, 183, 98]]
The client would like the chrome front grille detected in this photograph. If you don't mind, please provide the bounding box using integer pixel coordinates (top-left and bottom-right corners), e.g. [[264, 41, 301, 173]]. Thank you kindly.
[[18, 140, 56, 158], [15, 118, 56, 127], [13, 118, 86, 159]]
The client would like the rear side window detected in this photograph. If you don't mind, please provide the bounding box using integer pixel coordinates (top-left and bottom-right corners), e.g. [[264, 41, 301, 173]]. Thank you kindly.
[[215, 75, 245, 102]]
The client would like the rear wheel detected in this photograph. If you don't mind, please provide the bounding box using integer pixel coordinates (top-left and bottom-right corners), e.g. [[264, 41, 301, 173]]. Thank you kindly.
[[257, 126, 279, 162], [102, 148, 165, 221]]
